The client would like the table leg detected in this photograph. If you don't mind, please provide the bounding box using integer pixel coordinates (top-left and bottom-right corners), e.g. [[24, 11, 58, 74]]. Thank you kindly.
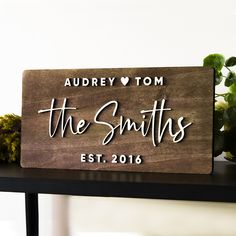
[[25, 193, 39, 236]]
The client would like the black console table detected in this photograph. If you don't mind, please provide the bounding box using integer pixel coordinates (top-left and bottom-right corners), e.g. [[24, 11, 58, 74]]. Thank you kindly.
[[0, 161, 235, 236]]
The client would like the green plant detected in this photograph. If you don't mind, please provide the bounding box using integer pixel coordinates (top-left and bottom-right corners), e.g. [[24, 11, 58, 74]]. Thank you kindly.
[[203, 54, 236, 160], [0, 114, 21, 163]]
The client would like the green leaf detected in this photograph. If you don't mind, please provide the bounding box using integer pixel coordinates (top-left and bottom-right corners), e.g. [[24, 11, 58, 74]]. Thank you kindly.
[[214, 110, 224, 130], [224, 93, 236, 106], [224, 128, 236, 155], [224, 72, 236, 87], [214, 106, 227, 157], [229, 83, 236, 95], [225, 57, 236, 67], [215, 70, 223, 85], [223, 106, 236, 128], [214, 131, 224, 157], [203, 54, 225, 71]]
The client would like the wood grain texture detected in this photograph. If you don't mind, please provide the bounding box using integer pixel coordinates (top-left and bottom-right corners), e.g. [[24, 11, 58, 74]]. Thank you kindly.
[[21, 67, 214, 174]]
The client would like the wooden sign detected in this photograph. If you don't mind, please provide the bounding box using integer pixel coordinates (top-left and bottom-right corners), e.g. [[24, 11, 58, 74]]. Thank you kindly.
[[21, 67, 213, 174]]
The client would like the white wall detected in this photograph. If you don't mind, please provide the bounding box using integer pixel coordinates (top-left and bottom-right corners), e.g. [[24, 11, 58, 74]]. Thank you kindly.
[[1, 0, 236, 115], [0, 193, 25, 236], [0, 0, 236, 235], [69, 197, 236, 236]]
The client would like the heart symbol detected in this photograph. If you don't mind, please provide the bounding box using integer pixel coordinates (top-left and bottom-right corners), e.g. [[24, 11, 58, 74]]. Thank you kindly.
[[121, 76, 129, 86]]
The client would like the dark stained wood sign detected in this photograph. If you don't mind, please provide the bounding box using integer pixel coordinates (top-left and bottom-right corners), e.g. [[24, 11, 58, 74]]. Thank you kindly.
[[21, 67, 214, 174]]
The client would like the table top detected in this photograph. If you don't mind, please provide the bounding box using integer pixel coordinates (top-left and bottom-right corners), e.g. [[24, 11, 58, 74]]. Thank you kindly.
[[0, 161, 236, 202]]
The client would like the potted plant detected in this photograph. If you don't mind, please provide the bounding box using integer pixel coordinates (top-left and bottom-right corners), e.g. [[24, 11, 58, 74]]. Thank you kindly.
[[203, 54, 236, 160], [0, 114, 21, 163]]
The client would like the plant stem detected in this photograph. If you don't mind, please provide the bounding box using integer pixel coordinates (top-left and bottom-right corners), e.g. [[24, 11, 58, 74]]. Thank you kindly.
[[225, 66, 231, 72]]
